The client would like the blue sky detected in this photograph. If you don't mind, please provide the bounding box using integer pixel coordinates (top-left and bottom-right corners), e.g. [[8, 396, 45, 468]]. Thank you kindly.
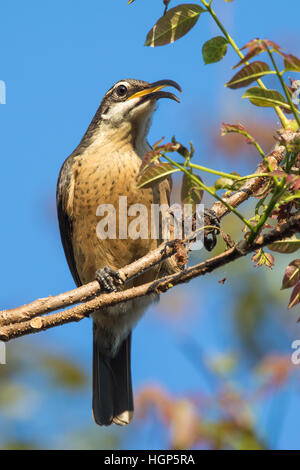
[[0, 0, 300, 450]]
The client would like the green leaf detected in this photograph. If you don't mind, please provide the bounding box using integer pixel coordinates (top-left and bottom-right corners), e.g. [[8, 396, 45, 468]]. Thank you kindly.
[[284, 54, 300, 72], [145, 4, 205, 47], [181, 170, 203, 210], [202, 36, 228, 64], [137, 163, 179, 189], [242, 87, 291, 110], [226, 61, 272, 89], [268, 236, 300, 254], [214, 172, 241, 190]]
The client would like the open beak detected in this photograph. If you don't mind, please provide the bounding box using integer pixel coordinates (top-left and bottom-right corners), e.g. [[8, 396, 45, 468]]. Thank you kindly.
[[127, 79, 182, 103]]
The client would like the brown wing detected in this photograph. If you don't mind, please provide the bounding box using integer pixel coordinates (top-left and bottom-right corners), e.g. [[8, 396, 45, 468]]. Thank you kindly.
[[56, 155, 82, 287]]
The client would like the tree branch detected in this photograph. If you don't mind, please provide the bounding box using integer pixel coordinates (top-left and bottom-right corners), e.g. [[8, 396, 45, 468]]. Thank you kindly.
[[211, 128, 300, 219], [0, 240, 180, 327], [1, 213, 299, 342], [0, 130, 297, 342], [211, 143, 286, 219]]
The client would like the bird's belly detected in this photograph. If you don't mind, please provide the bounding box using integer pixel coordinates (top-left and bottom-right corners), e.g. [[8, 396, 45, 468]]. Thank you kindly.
[[70, 150, 162, 355], [71, 151, 160, 285]]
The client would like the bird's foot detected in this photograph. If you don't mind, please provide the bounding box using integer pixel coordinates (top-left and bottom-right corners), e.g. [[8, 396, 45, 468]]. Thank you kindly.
[[203, 209, 221, 252], [95, 266, 124, 293], [204, 209, 221, 228]]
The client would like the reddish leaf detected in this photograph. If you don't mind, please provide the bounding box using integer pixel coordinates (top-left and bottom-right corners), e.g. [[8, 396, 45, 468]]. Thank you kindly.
[[140, 140, 182, 171], [287, 175, 300, 190], [284, 54, 300, 73], [233, 46, 263, 69], [233, 39, 282, 68], [241, 38, 281, 52], [137, 162, 179, 188], [271, 201, 298, 223], [289, 282, 300, 309], [140, 148, 161, 171], [221, 122, 248, 135], [282, 260, 300, 289], [221, 122, 262, 148], [252, 249, 274, 269]]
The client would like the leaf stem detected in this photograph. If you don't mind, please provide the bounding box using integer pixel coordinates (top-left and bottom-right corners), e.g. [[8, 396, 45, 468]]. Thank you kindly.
[[237, 173, 280, 182], [240, 130, 280, 187], [163, 154, 255, 231], [247, 178, 287, 243], [264, 43, 300, 128], [189, 163, 275, 182], [189, 162, 240, 179], [200, 0, 290, 129], [190, 162, 281, 187]]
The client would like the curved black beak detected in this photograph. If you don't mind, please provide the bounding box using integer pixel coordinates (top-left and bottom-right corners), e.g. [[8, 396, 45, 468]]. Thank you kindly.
[[149, 79, 182, 93], [127, 79, 182, 104]]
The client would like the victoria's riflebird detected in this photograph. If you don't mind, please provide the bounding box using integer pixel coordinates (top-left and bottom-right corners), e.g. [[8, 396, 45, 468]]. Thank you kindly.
[[57, 78, 182, 426]]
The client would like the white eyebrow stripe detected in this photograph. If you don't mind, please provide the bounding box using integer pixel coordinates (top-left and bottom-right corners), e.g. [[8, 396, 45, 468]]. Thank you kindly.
[[114, 81, 130, 88], [103, 81, 130, 97]]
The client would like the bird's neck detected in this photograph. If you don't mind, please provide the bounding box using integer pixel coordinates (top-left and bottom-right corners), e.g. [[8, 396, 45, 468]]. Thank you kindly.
[[80, 114, 152, 158]]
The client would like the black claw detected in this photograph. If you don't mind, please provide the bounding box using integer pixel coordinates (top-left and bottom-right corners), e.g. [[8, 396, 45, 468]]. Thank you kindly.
[[103, 266, 124, 284], [204, 209, 221, 228], [203, 209, 221, 252], [95, 267, 124, 293]]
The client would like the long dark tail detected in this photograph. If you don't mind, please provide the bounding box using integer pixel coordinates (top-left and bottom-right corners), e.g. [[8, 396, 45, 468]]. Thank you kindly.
[[92, 325, 134, 426]]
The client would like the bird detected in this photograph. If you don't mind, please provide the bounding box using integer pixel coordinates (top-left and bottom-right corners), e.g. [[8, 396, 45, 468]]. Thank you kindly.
[[56, 78, 182, 426]]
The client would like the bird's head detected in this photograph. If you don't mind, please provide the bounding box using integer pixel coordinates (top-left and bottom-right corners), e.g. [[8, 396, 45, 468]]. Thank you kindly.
[[86, 79, 181, 151]]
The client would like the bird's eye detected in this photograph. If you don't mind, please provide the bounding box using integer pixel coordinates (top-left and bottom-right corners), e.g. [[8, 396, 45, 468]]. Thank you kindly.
[[116, 84, 128, 98]]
